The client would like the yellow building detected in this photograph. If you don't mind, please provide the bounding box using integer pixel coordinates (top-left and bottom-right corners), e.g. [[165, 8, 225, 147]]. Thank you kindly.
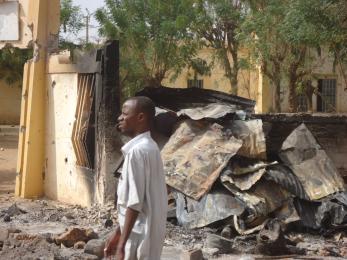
[[163, 48, 347, 114]]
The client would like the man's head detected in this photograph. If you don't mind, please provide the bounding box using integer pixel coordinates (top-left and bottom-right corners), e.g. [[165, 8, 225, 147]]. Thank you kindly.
[[117, 96, 155, 137]]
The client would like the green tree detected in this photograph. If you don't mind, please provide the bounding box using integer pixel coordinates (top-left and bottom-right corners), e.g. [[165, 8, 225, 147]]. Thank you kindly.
[[243, 0, 288, 111], [95, 0, 201, 96], [192, 0, 248, 95], [244, 0, 347, 112], [283, 0, 347, 110], [0, 46, 32, 85], [59, 0, 84, 49]]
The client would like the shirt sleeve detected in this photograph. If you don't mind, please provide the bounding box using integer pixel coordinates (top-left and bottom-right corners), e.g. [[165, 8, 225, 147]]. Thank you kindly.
[[126, 149, 146, 212]]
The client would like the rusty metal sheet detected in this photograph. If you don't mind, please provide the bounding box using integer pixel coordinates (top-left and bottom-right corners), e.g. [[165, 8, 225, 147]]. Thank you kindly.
[[222, 179, 290, 223], [175, 188, 245, 229], [221, 168, 266, 191], [294, 192, 347, 230], [161, 119, 242, 200], [136, 86, 256, 113], [265, 164, 309, 200], [222, 155, 275, 176], [177, 103, 236, 120], [279, 123, 345, 200], [227, 120, 267, 160]]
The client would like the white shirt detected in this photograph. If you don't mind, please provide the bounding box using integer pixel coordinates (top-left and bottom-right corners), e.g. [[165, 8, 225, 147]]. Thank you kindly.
[[117, 131, 168, 260]]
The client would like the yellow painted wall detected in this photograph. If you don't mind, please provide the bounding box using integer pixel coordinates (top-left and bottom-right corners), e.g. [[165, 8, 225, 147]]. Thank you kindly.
[[162, 48, 264, 112], [0, 80, 21, 124], [163, 47, 347, 113]]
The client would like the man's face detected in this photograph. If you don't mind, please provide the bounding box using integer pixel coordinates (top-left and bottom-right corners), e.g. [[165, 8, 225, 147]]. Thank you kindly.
[[117, 100, 139, 136]]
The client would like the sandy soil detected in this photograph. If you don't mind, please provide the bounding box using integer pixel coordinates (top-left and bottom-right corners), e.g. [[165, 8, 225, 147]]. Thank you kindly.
[[0, 135, 17, 194]]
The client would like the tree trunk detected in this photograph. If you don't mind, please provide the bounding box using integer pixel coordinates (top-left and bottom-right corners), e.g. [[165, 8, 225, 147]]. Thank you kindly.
[[230, 73, 238, 95], [222, 48, 238, 95], [145, 76, 163, 88], [288, 73, 298, 112], [288, 82, 298, 112], [230, 49, 239, 96], [274, 79, 281, 113]]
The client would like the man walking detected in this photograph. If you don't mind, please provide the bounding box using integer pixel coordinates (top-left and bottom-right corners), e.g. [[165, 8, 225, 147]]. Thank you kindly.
[[104, 96, 168, 260]]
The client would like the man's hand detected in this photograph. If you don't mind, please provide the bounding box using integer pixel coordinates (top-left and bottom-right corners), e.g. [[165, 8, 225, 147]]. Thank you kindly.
[[104, 226, 121, 259], [115, 245, 125, 260]]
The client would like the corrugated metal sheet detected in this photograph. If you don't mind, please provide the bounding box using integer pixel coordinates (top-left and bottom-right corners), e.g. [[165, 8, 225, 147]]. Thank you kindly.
[[227, 120, 267, 160], [175, 188, 245, 229], [177, 103, 237, 120], [222, 180, 290, 224], [136, 86, 256, 112], [280, 123, 345, 200], [162, 119, 242, 200], [265, 164, 309, 200], [221, 168, 266, 191]]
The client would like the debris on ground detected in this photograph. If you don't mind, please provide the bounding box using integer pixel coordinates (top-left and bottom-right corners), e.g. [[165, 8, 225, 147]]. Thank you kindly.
[[1, 88, 347, 259], [149, 91, 347, 258]]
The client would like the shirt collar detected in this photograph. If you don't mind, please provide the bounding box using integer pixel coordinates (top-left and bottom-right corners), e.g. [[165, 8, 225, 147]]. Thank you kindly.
[[121, 131, 151, 155]]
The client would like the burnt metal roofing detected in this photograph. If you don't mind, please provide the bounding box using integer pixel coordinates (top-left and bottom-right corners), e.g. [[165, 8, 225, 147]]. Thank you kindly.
[[136, 86, 256, 112]]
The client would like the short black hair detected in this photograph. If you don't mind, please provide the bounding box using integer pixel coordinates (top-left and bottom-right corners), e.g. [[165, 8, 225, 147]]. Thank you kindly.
[[128, 96, 155, 121]]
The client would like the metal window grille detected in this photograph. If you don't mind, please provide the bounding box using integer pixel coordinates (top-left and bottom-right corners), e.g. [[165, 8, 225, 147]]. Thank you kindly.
[[187, 79, 203, 89], [318, 79, 336, 112]]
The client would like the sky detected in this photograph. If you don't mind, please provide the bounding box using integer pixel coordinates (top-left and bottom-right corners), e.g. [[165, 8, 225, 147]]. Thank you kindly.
[[63, 0, 105, 44]]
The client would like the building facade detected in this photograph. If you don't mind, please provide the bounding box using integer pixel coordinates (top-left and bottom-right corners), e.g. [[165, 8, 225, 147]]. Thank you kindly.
[[163, 48, 347, 114]]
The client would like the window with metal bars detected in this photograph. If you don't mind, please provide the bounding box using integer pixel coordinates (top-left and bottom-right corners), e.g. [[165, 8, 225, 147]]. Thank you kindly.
[[317, 79, 336, 112], [187, 79, 203, 89]]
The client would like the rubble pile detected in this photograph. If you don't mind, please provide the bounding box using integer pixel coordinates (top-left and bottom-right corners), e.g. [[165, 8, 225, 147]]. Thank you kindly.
[[156, 101, 347, 257], [0, 198, 117, 259]]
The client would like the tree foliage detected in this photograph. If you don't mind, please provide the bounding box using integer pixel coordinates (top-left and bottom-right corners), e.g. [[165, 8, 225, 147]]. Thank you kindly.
[[243, 0, 347, 112], [95, 0, 201, 96], [192, 0, 248, 95], [60, 0, 84, 35], [0, 46, 32, 86]]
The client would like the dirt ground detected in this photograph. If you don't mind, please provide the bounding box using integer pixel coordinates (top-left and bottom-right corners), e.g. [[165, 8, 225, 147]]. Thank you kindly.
[[0, 134, 17, 194], [1, 134, 347, 260]]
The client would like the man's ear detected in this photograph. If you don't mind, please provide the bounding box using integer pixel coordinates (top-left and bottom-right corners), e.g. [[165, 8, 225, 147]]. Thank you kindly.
[[137, 112, 145, 121]]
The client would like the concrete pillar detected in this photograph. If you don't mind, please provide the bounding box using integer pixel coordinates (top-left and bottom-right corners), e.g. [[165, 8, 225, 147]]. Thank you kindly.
[[15, 0, 60, 198]]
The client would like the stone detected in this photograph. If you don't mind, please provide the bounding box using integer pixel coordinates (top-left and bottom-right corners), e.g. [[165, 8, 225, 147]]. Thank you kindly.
[[340, 247, 347, 257], [74, 241, 86, 249], [7, 228, 21, 234], [0, 228, 9, 242], [204, 233, 233, 254], [65, 213, 75, 220], [3, 215, 11, 222], [104, 219, 113, 228], [55, 227, 96, 247], [78, 253, 99, 260], [180, 249, 203, 260], [86, 228, 98, 240], [13, 233, 38, 241], [84, 239, 105, 259], [6, 203, 27, 216], [202, 247, 219, 256]]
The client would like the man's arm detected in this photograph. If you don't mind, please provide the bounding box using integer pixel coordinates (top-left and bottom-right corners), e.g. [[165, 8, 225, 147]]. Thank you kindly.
[[115, 207, 139, 259], [104, 226, 121, 258]]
